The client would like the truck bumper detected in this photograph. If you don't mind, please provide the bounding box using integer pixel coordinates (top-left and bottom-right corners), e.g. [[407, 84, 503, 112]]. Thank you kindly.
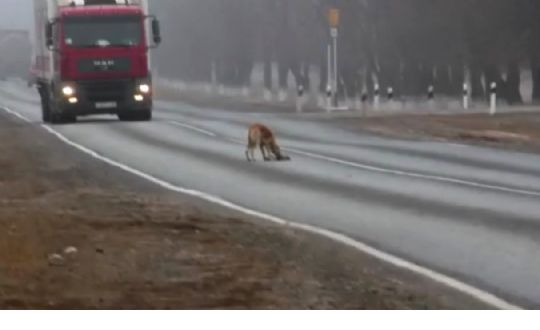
[[56, 79, 152, 116]]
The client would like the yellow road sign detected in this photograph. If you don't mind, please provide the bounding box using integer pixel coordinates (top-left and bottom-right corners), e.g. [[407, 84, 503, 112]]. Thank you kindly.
[[328, 8, 340, 28]]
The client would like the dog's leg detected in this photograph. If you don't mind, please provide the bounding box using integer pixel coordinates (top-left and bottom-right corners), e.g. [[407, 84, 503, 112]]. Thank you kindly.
[[269, 142, 281, 161], [261, 145, 271, 161], [250, 147, 257, 161], [246, 138, 256, 162], [271, 149, 280, 161]]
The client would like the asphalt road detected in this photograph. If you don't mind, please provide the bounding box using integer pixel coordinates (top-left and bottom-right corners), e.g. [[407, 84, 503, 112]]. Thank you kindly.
[[1, 81, 540, 308]]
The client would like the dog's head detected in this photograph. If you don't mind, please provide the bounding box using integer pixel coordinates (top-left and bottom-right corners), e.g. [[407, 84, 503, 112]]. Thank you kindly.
[[270, 142, 291, 161], [276, 154, 291, 161]]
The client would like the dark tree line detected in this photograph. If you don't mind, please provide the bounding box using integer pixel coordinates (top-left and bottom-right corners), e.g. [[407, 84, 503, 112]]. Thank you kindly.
[[152, 0, 540, 103]]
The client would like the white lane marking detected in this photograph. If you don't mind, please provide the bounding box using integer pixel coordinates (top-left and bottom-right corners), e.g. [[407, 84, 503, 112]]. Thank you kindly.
[[168, 120, 217, 137], [445, 143, 471, 148], [167, 120, 540, 198], [283, 147, 540, 198], [2, 106, 31, 123], [0, 106, 521, 309]]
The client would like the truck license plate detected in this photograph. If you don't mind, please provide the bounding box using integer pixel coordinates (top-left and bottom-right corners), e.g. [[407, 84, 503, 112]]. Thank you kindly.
[[95, 102, 117, 109]]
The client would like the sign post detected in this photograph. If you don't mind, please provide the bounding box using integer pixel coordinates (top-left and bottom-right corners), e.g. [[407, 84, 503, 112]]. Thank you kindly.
[[326, 44, 332, 111], [328, 8, 340, 109]]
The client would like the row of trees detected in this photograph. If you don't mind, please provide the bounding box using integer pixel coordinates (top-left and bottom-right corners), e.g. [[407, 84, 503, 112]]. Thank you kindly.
[[0, 30, 32, 80], [152, 0, 540, 103]]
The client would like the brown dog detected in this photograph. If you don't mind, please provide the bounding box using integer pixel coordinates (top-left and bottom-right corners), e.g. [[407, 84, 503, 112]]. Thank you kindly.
[[245, 123, 290, 162]]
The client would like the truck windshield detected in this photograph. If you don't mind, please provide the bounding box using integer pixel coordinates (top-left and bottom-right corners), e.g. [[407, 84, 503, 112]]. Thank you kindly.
[[63, 15, 142, 48]]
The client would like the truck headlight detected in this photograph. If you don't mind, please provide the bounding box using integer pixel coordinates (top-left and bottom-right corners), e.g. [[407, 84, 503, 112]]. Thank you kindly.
[[138, 83, 151, 94], [62, 85, 75, 97]]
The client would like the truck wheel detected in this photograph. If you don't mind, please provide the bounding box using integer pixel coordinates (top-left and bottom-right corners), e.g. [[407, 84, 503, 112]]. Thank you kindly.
[[50, 112, 61, 124], [64, 114, 77, 123], [39, 88, 51, 123], [50, 111, 76, 125], [136, 110, 152, 122], [48, 96, 76, 124], [41, 101, 51, 123]]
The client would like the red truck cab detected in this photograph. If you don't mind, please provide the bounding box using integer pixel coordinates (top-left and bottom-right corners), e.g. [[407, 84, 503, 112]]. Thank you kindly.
[[34, 0, 161, 123]]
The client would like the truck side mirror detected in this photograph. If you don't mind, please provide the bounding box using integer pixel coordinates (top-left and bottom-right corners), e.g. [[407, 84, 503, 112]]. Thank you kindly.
[[45, 22, 54, 48], [151, 18, 161, 45]]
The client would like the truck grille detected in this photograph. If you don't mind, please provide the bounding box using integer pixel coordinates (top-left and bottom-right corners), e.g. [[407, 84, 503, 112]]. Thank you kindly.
[[79, 80, 129, 102], [78, 57, 131, 73]]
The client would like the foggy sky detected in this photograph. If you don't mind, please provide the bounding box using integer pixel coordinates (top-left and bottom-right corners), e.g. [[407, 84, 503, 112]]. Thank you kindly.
[[0, 0, 33, 30]]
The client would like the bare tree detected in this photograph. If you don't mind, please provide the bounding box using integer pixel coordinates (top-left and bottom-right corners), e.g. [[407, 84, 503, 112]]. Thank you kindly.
[[152, 0, 540, 103]]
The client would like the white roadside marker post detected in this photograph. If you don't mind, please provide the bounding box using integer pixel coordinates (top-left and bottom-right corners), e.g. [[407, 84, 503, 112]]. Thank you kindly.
[[373, 83, 380, 110], [387, 86, 394, 101], [263, 89, 272, 102], [242, 86, 249, 98], [490, 82, 497, 115], [427, 85, 435, 110], [296, 84, 305, 113], [361, 90, 368, 115], [463, 83, 469, 110], [211, 61, 217, 94], [278, 89, 287, 102], [428, 85, 434, 100]]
